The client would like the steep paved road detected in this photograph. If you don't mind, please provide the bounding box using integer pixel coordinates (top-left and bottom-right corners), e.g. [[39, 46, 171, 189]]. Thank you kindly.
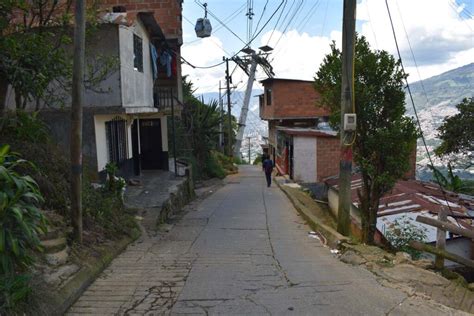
[[68, 165, 462, 315]]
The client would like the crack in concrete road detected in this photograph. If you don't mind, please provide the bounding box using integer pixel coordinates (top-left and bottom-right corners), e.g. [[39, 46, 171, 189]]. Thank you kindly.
[[261, 185, 297, 288]]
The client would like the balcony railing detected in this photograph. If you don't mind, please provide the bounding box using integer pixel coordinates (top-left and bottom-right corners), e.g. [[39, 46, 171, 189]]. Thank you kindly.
[[154, 87, 177, 111]]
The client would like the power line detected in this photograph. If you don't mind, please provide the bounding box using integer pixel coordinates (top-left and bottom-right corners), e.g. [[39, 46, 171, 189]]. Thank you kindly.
[[272, 0, 305, 50], [295, 0, 321, 31], [195, 0, 247, 45], [252, 0, 269, 39], [267, 0, 288, 45], [365, 1, 379, 49], [385, 0, 463, 228]]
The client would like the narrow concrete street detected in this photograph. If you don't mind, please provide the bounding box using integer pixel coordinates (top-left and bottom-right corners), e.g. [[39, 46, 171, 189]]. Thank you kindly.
[[68, 166, 462, 315]]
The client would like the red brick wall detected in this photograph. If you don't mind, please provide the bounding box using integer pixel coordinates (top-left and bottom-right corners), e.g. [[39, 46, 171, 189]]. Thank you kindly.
[[260, 80, 330, 120], [99, 0, 182, 40], [316, 137, 340, 182]]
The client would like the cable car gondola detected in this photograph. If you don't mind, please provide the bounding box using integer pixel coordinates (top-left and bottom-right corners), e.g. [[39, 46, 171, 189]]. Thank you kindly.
[[195, 3, 212, 38]]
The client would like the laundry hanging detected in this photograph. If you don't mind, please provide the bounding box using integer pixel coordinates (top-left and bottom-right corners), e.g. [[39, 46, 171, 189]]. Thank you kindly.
[[159, 50, 172, 78], [150, 44, 158, 80]]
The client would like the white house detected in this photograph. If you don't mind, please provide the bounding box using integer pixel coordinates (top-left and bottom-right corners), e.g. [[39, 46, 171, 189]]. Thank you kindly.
[[4, 11, 183, 179]]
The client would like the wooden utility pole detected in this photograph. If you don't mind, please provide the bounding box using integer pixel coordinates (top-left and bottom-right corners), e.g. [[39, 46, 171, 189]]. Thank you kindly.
[[337, 0, 357, 236], [218, 80, 223, 153], [247, 136, 251, 164], [70, 0, 86, 243], [224, 57, 233, 157]]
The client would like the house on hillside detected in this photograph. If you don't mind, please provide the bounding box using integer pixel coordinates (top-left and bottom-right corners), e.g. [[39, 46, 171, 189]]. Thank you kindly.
[[258, 78, 336, 182], [326, 175, 474, 266], [4, 2, 184, 179]]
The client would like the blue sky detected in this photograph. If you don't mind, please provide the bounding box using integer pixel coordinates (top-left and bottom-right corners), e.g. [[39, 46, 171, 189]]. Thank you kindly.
[[181, 0, 474, 94]]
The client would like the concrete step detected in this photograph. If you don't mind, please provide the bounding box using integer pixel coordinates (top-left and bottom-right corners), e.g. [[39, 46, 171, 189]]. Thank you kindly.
[[45, 246, 70, 266], [40, 226, 64, 241], [41, 237, 67, 254]]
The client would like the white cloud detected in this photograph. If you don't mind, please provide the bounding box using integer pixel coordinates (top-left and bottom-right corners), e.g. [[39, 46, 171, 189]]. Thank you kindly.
[[182, 0, 473, 92], [259, 30, 340, 81], [358, 0, 474, 81]]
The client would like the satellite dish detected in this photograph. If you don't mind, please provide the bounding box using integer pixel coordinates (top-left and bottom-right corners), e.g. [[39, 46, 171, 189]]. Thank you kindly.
[[195, 3, 212, 38]]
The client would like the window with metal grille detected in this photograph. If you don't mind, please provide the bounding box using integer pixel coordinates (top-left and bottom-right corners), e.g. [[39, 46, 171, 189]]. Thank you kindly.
[[106, 117, 128, 165], [133, 34, 143, 72]]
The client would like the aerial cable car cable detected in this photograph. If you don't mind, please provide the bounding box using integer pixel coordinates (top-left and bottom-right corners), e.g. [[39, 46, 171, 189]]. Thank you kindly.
[[195, 2, 212, 38]]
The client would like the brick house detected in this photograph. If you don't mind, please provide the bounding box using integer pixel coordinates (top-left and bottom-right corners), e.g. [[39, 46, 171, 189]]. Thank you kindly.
[[258, 78, 336, 182], [4, 1, 184, 179]]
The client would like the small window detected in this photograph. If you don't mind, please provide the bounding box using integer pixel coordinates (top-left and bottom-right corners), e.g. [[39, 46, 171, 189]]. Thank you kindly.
[[133, 34, 143, 72], [266, 88, 272, 106]]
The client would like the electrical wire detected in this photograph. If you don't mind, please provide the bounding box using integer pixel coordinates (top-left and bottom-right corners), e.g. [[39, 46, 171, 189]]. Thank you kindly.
[[272, 0, 305, 50], [267, 0, 288, 45], [252, 0, 269, 39], [385, 0, 463, 227], [183, 1, 285, 69], [365, 1, 379, 50], [295, 0, 321, 31], [184, 3, 247, 45], [195, 0, 247, 45]]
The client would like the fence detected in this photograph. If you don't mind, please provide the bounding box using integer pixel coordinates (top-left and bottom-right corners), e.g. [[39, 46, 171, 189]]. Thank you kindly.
[[409, 207, 474, 269]]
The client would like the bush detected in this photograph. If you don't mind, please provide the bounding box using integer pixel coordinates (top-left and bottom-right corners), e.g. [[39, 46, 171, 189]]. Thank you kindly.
[[0, 111, 49, 144], [253, 154, 263, 165], [213, 151, 237, 175], [385, 215, 427, 259], [0, 145, 46, 311], [0, 111, 70, 214], [82, 177, 136, 239], [204, 152, 226, 179], [0, 274, 31, 312]]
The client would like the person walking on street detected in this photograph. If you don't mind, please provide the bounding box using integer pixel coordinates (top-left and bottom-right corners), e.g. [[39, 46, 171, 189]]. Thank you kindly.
[[262, 156, 274, 187]]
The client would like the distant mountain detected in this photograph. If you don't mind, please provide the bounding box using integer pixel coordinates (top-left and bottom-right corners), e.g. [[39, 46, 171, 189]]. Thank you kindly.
[[406, 63, 474, 180]]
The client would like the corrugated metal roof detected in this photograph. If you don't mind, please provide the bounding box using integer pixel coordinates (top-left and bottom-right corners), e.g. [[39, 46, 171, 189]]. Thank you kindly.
[[327, 174, 474, 240], [277, 127, 337, 138]]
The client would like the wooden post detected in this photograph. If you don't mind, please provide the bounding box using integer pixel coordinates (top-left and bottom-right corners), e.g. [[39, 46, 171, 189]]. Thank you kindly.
[[70, 0, 85, 244], [337, 0, 357, 236], [224, 57, 233, 157], [410, 241, 474, 268], [435, 207, 447, 270]]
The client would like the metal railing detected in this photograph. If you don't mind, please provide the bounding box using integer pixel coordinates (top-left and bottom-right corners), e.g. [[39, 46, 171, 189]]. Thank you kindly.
[[154, 87, 177, 110]]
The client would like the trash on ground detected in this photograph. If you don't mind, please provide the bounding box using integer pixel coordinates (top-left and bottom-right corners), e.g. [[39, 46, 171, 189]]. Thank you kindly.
[[135, 216, 144, 221], [330, 249, 340, 254]]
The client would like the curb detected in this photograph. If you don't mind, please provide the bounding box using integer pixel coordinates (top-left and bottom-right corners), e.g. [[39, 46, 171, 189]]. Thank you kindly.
[[275, 178, 349, 248], [33, 229, 141, 316]]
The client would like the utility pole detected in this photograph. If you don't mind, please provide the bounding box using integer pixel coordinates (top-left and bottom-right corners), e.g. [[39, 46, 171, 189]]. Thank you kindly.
[[70, 0, 86, 243], [337, 0, 357, 236], [233, 54, 258, 158], [247, 136, 251, 164], [218, 80, 224, 153], [224, 57, 233, 157]]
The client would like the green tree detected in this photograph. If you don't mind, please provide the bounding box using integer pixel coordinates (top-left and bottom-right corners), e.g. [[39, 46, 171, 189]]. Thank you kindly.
[[0, 0, 117, 113], [435, 97, 474, 161], [173, 77, 232, 179], [314, 35, 418, 244]]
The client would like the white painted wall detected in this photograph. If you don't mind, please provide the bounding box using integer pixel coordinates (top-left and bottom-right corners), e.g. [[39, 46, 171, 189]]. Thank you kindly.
[[293, 136, 316, 183], [94, 114, 132, 172], [118, 19, 154, 108]]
